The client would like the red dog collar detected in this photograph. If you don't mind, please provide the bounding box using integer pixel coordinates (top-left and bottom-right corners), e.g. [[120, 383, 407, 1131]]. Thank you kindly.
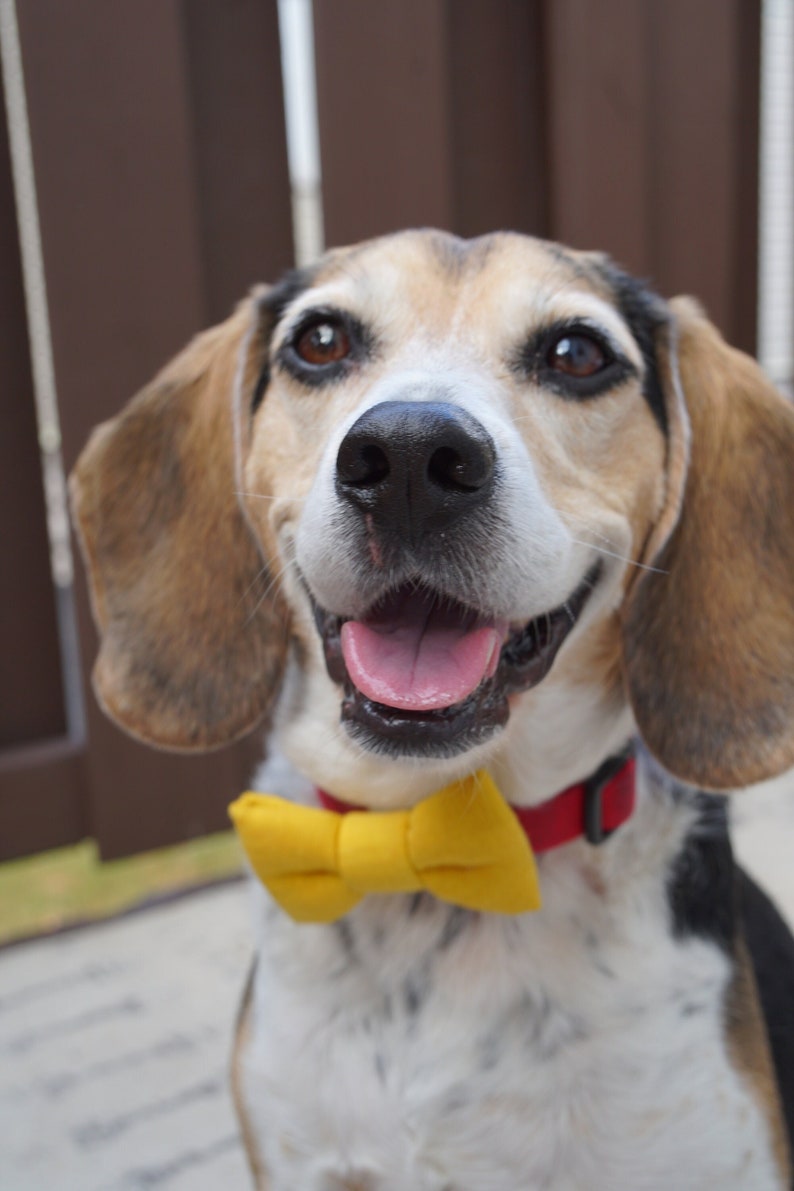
[[318, 750, 637, 855]]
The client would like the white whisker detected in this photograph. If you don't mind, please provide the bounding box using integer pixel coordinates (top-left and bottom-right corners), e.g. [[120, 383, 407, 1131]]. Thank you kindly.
[[235, 489, 280, 502], [235, 562, 272, 612], [240, 557, 294, 629], [567, 536, 668, 575]]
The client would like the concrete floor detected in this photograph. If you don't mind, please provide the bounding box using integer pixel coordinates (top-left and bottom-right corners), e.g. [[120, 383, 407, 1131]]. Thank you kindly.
[[1, 776, 792, 1191], [0, 883, 253, 1191]]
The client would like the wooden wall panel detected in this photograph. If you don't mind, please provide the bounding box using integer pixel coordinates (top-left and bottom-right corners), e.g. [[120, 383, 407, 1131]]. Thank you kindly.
[[0, 74, 65, 748], [546, 0, 761, 350], [314, 0, 548, 245], [17, 0, 291, 858]]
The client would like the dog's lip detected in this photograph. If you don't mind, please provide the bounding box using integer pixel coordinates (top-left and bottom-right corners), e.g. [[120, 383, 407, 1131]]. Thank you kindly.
[[499, 562, 601, 693], [310, 562, 601, 753]]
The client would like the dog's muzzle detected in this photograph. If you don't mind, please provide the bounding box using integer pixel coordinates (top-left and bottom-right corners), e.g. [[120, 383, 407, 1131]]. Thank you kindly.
[[307, 398, 598, 758]]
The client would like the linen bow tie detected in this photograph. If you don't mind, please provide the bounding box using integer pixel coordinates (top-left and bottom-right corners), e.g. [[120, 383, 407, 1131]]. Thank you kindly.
[[229, 771, 541, 923]]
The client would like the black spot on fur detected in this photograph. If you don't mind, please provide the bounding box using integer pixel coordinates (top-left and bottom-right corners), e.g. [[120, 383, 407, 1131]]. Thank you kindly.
[[333, 918, 359, 967], [437, 906, 470, 951], [251, 266, 318, 412], [596, 262, 670, 433], [250, 361, 270, 414], [666, 791, 736, 955], [408, 892, 432, 917], [403, 979, 422, 1016], [680, 1000, 707, 1018], [260, 265, 318, 325], [591, 956, 617, 981], [740, 870, 794, 1154], [477, 1029, 502, 1072], [545, 241, 602, 285], [442, 1087, 470, 1116], [403, 970, 431, 1017]]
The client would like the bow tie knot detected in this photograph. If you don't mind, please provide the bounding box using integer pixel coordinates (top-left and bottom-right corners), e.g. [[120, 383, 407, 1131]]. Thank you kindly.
[[229, 771, 541, 923]]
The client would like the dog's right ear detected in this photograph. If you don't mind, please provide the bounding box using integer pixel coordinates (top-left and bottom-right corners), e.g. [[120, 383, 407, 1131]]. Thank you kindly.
[[70, 294, 289, 751]]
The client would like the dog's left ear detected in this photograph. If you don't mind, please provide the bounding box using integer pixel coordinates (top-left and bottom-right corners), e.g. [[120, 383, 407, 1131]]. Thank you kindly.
[[622, 297, 794, 789], [70, 294, 289, 751]]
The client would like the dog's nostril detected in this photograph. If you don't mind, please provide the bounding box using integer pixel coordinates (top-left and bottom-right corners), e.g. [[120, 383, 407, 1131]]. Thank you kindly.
[[338, 441, 390, 487], [358, 444, 389, 485], [428, 444, 493, 493]]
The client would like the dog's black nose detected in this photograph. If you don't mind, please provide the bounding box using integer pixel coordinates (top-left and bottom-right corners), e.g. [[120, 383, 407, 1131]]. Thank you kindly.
[[336, 400, 496, 540]]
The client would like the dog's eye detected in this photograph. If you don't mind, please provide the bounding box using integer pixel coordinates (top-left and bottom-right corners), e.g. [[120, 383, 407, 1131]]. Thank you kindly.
[[548, 333, 608, 378], [294, 319, 351, 367], [515, 322, 633, 399]]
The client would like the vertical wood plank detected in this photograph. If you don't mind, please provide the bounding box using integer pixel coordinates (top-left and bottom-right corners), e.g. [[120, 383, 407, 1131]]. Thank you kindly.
[[314, 0, 548, 246], [182, 0, 295, 319], [18, 0, 290, 858], [649, 0, 760, 351], [446, 0, 547, 237], [314, 0, 453, 244], [0, 740, 86, 860], [0, 76, 66, 748], [546, 0, 760, 349], [545, 0, 652, 271]]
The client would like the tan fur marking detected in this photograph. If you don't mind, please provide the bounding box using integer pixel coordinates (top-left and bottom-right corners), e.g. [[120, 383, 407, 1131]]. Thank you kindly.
[[726, 940, 791, 1186], [555, 610, 625, 702], [231, 963, 270, 1189]]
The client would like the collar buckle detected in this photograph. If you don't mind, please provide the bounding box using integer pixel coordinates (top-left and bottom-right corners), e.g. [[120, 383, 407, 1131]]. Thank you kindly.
[[583, 744, 635, 846]]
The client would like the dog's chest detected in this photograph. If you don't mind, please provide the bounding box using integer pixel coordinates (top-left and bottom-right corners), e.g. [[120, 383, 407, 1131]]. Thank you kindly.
[[242, 854, 780, 1191]]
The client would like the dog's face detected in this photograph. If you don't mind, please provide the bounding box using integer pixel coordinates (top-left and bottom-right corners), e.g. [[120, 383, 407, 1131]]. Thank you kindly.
[[246, 233, 665, 797], [71, 230, 794, 801]]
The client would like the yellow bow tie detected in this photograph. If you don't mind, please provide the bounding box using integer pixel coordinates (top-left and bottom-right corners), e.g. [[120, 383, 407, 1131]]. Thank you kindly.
[[228, 771, 541, 923]]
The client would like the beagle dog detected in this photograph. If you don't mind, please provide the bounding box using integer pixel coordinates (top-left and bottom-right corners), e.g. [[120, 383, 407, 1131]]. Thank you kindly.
[[71, 230, 794, 1190]]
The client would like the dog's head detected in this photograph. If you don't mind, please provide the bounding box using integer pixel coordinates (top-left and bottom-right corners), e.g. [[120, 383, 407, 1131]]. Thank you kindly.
[[71, 230, 794, 802]]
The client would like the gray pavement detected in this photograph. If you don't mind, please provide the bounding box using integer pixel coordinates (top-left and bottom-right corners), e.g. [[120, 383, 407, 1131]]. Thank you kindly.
[[0, 777, 792, 1191], [0, 883, 253, 1191]]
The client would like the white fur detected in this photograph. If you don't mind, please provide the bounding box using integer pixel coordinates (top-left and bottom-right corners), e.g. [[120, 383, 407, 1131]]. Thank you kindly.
[[240, 751, 781, 1190]]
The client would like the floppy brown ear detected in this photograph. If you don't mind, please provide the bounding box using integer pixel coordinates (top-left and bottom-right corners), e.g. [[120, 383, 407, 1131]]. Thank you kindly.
[[622, 297, 794, 789], [70, 295, 288, 750]]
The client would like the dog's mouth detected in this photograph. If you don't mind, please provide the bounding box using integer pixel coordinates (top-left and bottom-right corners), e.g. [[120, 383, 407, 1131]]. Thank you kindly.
[[312, 564, 601, 757]]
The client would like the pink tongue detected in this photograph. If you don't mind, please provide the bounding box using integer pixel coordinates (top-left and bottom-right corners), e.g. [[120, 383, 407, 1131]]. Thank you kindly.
[[341, 594, 505, 712]]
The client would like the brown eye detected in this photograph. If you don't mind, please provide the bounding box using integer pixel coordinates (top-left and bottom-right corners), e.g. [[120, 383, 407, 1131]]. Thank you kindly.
[[548, 333, 607, 378], [294, 319, 350, 367]]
